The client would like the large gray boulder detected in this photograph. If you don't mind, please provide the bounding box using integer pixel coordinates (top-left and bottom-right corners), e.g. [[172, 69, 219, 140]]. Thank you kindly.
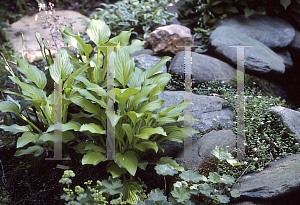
[[268, 106, 300, 143], [209, 26, 285, 74], [233, 153, 300, 199], [156, 91, 234, 134], [168, 51, 237, 85], [175, 130, 241, 171], [141, 91, 234, 163], [215, 14, 295, 48]]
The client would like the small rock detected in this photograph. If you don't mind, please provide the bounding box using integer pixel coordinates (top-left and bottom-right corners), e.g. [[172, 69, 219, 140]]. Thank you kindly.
[[144, 24, 193, 57]]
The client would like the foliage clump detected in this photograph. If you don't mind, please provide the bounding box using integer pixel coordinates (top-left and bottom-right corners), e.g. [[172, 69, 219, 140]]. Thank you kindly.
[[88, 0, 178, 42]]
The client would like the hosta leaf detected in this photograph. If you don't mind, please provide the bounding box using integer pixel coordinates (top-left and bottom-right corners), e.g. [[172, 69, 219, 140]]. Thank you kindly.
[[154, 164, 178, 176], [73, 75, 107, 99], [135, 126, 166, 140], [108, 28, 134, 46], [122, 123, 135, 144], [84, 143, 106, 153], [8, 76, 46, 100], [0, 124, 30, 134], [70, 92, 101, 115], [280, 0, 291, 10], [114, 46, 134, 89], [142, 56, 171, 81], [14, 145, 44, 157], [136, 98, 164, 113], [226, 5, 239, 13], [0, 101, 20, 114], [123, 39, 145, 54], [17, 132, 40, 148], [15, 56, 47, 90], [125, 111, 143, 125], [106, 162, 128, 178], [87, 19, 111, 45], [127, 84, 156, 111], [134, 141, 158, 153], [115, 151, 138, 176], [80, 123, 106, 134], [49, 49, 73, 84], [137, 162, 148, 171], [244, 7, 256, 18], [156, 157, 184, 172], [60, 26, 93, 57], [46, 121, 81, 132], [82, 151, 106, 165], [115, 87, 140, 113], [179, 170, 207, 183], [37, 131, 75, 143], [20, 99, 33, 112]]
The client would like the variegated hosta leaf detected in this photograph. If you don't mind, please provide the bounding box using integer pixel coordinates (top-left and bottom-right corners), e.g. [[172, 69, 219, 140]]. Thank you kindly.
[[79, 123, 106, 134], [115, 151, 139, 176], [16, 132, 40, 148], [0, 101, 20, 114], [8, 76, 47, 101], [114, 45, 135, 89], [15, 56, 47, 90], [37, 131, 76, 143], [14, 145, 44, 157], [0, 124, 31, 134], [49, 49, 73, 84], [82, 151, 107, 165], [87, 19, 111, 46], [46, 121, 81, 133]]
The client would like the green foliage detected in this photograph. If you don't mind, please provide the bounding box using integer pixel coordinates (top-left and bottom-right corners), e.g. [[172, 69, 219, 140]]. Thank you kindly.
[[134, 146, 242, 204], [59, 170, 134, 204], [88, 0, 178, 41]]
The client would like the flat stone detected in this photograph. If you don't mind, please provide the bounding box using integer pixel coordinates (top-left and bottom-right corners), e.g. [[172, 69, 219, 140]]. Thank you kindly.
[[209, 26, 285, 74], [233, 154, 300, 199], [4, 10, 89, 62], [215, 14, 295, 48], [169, 51, 237, 85], [268, 106, 300, 143]]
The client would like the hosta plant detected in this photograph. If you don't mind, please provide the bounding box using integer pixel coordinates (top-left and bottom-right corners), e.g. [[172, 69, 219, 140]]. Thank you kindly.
[[58, 19, 202, 204], [88, 0, 178, 41]]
